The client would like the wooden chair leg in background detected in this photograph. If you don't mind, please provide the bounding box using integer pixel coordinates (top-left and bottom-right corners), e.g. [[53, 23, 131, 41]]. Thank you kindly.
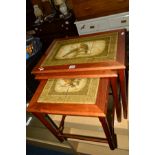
[[32, 112, 64, 142]]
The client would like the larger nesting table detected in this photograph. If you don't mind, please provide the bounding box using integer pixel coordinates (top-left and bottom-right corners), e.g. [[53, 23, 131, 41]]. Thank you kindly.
[[31, 29, 128, 119]]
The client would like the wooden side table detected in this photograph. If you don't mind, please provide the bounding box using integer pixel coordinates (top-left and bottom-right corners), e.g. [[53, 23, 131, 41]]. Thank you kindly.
[[31, 29, 128, 119], [27, 78, 117, 150]]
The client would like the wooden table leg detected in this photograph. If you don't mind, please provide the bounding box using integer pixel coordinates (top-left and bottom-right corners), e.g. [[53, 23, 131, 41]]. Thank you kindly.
[[58, 115, 66, 133], [32, 112, 64, 142], [118, 69, 128, 119], [110, 77, 122, 122], [99, 117, 117, 150]]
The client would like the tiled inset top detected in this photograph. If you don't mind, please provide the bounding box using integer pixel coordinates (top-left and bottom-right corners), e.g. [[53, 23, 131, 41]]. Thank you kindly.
[[38, 78, 100, 104], [41, 32, 118, 66]]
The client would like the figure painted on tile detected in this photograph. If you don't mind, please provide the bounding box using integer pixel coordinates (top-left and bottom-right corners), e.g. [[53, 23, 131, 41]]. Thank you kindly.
[[55, 78, 87, 93], [62, 43, 89, 58]]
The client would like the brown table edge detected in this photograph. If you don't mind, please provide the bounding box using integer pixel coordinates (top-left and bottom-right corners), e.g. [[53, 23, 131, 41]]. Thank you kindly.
[[27, 78, 110, 117]]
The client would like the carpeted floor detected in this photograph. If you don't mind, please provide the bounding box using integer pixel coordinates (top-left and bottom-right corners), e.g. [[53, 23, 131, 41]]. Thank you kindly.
[[26, 144, 73, 155]]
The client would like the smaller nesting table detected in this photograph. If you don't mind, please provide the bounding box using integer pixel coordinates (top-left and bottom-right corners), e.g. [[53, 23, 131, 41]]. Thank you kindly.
[[27, 77, 117, 150]]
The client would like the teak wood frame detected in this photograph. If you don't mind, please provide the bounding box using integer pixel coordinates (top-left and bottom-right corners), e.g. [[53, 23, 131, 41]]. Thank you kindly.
[[27, 78, 117, 150], [31, 29, 128, 119]]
